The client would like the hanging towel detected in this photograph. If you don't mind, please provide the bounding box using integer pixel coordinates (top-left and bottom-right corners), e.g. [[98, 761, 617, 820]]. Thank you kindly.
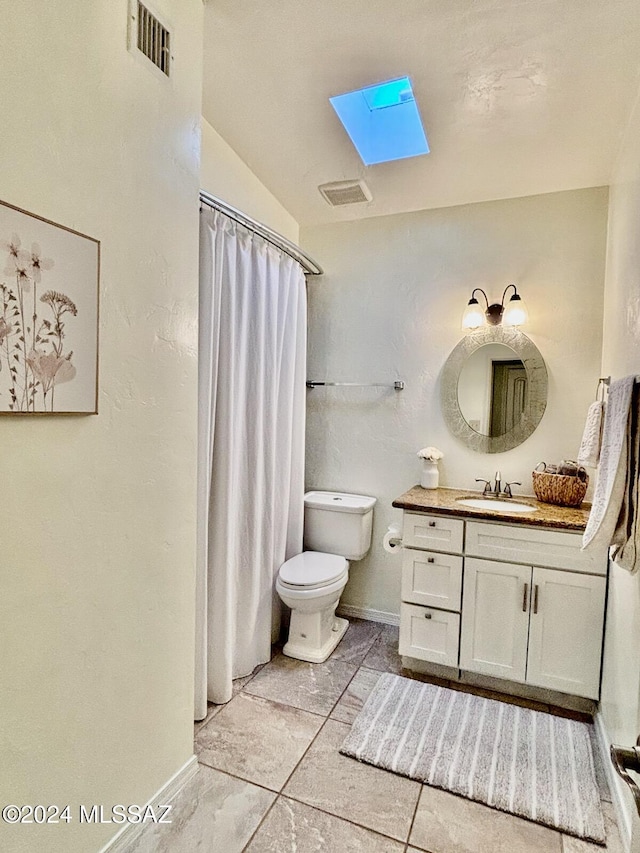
[[611, 382, 640, 572], [577, 401, 604, 468], [583, 376, 637, 572]]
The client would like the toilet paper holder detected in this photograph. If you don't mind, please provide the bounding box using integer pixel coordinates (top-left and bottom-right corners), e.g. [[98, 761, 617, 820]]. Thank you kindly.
[[383, 524, 403, 553]]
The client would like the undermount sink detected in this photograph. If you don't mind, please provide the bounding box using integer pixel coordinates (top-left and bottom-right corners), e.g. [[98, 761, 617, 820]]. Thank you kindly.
[[456, 497, 538, 513]]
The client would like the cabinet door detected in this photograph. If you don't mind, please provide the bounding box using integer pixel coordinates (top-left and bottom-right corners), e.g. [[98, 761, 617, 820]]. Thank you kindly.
[[526, 567, 606, 699], [460, 557, 531, 682], [399, 603, 460, 667]]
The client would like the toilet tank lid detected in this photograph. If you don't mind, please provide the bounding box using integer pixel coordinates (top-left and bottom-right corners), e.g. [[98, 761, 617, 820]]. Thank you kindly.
[[304, 491, 376, 514]]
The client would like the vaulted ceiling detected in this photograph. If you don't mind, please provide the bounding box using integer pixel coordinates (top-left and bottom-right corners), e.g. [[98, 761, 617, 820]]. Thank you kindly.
[[203, 0, 640, 225]]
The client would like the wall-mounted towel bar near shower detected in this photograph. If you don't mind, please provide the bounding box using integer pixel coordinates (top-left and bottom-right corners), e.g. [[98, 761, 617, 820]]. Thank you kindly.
[[306, 380, 405, 390]]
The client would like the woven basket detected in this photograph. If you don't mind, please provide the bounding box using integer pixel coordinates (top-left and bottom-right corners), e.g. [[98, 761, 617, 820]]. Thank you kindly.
[[532, 470, 588, 508]]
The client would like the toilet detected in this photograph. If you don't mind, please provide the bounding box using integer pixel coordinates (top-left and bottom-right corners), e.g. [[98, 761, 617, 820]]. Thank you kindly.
[[276, 490, 376, 663]]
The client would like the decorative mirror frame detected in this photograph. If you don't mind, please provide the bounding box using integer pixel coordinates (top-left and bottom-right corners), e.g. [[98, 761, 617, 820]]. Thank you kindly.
[[440, 326, 548, 453]]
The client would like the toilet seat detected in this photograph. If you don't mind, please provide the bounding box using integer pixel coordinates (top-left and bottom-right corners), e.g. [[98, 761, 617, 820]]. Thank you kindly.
[[278, 551, 348, 591]]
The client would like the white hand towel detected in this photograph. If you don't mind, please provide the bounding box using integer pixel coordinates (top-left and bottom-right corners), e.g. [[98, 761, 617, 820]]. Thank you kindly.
[[577, 401, 604, 468], [583, 376, 635, 554], [610, 382, 640, 572]]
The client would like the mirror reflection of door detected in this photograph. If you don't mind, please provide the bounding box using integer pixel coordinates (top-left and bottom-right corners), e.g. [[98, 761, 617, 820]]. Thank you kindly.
[[490, 360, 528, 437], [456, 343, 527, 437]]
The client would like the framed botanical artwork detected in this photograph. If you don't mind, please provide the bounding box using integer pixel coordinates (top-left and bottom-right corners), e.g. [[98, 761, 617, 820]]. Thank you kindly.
[[0, 198, 99, 414]]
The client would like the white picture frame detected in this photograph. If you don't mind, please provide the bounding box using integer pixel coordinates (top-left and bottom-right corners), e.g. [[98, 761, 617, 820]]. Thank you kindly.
[[0, 198, 100, 414]]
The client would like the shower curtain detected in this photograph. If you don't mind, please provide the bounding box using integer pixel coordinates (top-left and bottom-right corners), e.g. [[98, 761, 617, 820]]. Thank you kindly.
[[195, 207, 306, 716]]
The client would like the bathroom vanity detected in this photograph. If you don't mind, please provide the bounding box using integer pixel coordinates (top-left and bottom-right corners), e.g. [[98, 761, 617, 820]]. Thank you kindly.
[[392, 487, 608, 703]]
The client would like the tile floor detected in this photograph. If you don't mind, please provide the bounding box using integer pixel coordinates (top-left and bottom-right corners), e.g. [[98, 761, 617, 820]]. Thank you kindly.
[[127, 620, 623, 853]]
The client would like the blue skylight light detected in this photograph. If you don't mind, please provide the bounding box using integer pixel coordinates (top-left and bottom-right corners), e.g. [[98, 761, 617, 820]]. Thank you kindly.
[[329, 77, 429, 166]]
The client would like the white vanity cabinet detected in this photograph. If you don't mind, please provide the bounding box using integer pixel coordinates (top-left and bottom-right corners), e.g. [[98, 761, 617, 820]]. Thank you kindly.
[[398, 510, 608, 701]]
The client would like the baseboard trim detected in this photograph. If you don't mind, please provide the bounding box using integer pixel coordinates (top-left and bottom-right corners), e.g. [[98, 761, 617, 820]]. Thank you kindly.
[[337, 604, 400, 626], [594, 711, 633, 852], [98, 754, 198, 853]]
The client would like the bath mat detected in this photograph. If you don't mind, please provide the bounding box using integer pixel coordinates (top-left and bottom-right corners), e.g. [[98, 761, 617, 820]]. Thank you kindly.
[[340, 673, 605, 844]]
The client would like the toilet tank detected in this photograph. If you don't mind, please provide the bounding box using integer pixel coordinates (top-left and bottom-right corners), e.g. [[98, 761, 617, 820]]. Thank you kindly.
[[304, 491, 376, 561]]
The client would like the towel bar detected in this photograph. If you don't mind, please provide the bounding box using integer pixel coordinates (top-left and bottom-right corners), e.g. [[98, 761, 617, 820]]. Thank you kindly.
[[306, 380, 405, 390]]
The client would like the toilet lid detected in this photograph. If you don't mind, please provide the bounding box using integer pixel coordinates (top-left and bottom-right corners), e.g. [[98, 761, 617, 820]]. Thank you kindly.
[[279, 551, 348, 588]]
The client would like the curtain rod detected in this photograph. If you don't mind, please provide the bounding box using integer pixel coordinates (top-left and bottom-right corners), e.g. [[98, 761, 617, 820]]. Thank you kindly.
[[199, 191, 323, 276]]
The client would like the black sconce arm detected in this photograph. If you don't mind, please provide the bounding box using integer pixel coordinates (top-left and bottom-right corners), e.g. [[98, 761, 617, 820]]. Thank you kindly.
[[469, 288, 489, 308], [501, 283, 518, 305]]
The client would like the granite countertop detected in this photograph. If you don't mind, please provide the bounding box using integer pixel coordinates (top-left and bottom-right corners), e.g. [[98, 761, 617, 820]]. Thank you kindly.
[[392, 486, 592, 531]]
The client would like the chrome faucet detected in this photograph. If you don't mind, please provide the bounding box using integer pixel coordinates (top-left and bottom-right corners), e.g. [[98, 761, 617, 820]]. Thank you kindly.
[[475, 472, 521, 499]]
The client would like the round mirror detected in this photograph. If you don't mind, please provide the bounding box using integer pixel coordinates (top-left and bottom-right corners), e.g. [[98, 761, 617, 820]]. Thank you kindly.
[[441, 327, 547, 453]]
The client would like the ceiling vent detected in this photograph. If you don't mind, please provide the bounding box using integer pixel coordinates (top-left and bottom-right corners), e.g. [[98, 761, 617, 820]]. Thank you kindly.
[[130, 1, 171, 77], [318, 180, 373, 207]]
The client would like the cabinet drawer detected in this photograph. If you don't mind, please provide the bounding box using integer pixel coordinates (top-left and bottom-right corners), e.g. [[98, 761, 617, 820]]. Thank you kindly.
[[399, 603, 460, 667], [402, 549, 463, 611], [465, 521, 606, 575], [402, 512, 464, 554]]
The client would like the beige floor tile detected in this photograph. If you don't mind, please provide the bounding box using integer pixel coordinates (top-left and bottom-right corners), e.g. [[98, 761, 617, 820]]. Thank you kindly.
[[361, 624, 404, 674], [330, 666, 382, 724], [283, 718, 421, 841], [244, 653, 357, 715], [329, 618, 383, 664], [195, 692, 324, 791], [245, 796, 405, 852], [193, 663, 266, 734], [233, 662, 265, 693], [409, 786, 562, 853], [123, 764, 275, 853], [561, 803, 624, 853], [194, 701, 223, 734]]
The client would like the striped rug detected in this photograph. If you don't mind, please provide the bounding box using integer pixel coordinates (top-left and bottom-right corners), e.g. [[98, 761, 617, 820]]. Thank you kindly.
[[340, 673, 605, 844]]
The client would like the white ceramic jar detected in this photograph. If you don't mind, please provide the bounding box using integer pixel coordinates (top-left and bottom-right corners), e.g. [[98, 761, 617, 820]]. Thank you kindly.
[[420, 459, 439, 489]]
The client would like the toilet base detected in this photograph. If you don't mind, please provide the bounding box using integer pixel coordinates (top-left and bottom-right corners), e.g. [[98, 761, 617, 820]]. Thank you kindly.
[[283, 615, 349, 664]]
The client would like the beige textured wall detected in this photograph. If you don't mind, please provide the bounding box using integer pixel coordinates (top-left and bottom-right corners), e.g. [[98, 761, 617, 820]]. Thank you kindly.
[[600, 80, 640, 851], [302, 188, 608, 617], [200, 118, 299, 243], [0, 2, 203, 851]]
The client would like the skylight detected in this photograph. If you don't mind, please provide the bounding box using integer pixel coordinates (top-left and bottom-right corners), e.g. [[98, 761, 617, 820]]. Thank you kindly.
[[329, 77, 429, 166]]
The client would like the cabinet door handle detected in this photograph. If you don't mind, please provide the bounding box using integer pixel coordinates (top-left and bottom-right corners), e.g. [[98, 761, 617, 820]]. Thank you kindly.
[[424, 611, 432, 619], [427, 557, 435, 563], [533, 584, 539, 614], [428, 521, 436, 528], [522, 582, 529, 612]]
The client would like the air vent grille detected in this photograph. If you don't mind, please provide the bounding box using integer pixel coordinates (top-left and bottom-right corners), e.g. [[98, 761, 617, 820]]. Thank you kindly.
[[318, 180, 372, 207], [136, 2, 171, 76]]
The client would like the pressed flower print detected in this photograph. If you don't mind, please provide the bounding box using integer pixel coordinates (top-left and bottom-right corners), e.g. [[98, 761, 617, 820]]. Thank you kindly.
[[0, 199, 99, 413]]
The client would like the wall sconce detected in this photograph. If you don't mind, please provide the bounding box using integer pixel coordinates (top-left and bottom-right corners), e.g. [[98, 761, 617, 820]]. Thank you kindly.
[[461, 284, 529, 330]]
